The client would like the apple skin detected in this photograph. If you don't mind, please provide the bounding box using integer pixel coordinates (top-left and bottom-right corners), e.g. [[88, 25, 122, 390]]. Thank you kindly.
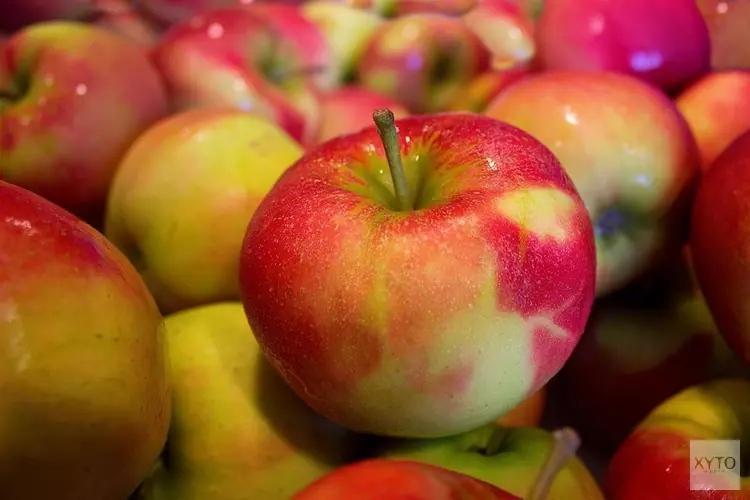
[[300, 1, 384, 87], [0, 181, 170, 500], [691, 129, 750, 365], [556, 256, 750, 453], [463, 0, 536, 70], [676, 70, 750, 171], [292, 459, 520, 500], [152, 7, 320, 146], [349, 0, 478, 17], [91, 0, 163, 47], [357, 14, 491, 113], [605, 378, 750, 498], [135, 0, 247, 26], [0, 21, 167, 224], [485, 71, 700, 297], [104, 108, 304, 314], [239, 112, 596, 438], [448, 66, 529, 113], [374, 424, 604, 499], [135, 302, 358, 500], [496, 386, 545, 428], [315, 86, 409, 144], [0, 0, 93, 31], [698, 0, 750, 71], [534, 0, 711, 93]]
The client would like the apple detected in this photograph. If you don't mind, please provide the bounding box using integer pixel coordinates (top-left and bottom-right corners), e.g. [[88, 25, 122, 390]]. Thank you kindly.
[[374, 423, 604, 499], [293, 428, 584, 500], [239, 109, 596, 438], [534, 0, 711, 93], [676, 70, 750, 171], [90, 0, 163, 47], [104, 108, 304, 313], [485, 71, 700, 297], [152, 7, 320, 146], [0, 21, 167, 224], [300, 1, 384, 87], [691, 129, 750, 364], [0, 0, 93, 31], [605, 378, 750, 498], [135, 0, 246, 27], [349, 0, 478, 17], [496, 385, 546, 428], [357, 14, 491, 113], [448, 66, 529, 113], [555, 249, 750, 453], [698, 0, 750, 70], [135, 302, 358, 500], [0, 181, 170, 500], [463, 0, 536, 70], [315, 85, 409, 144], [243, 2, 335, 92]]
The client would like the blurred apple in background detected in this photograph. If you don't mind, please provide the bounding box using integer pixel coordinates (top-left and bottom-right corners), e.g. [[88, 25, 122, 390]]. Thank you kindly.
[[534, 0, 711, 94], [485, 71, 699, 297], [91, 0, 162, 46], [496, 386, 546, 428], [357, 14, 490, 113], [315, 86, 408, 144], [691, 129, 750, 364], [136, 302, 358, 500], [556, 249, 749, 453], [463, 0, 535, 70], [605, 379, 750, 499], [152, 7, 320, 145], [104, 108, 303, 313], [244, 2, 334, 91], [0, 0, 93, 31], [0, 181, 170, 500], [135, 0, 247, 27], [375, 424, 604, 499], [0, 21, 167, 225], [240, 110, 596, 438], [349, 0, 477, 17], [448, 65, 529, 112], [698, 0, 750, 70], [676, 70, 750, 170], [301, 1, 384, 87]]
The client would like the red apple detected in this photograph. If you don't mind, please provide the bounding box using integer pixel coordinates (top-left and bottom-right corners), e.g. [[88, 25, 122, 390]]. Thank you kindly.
[[0, 0, 93, 31], [293, 428, 582, 500], [349, 0, 478, 17], [698, 0, 750, 70], [485, 71, 700, 297], [534, 0, 711, 93], [90, 0, 163, 47], [152, 7, 320, 146], [676, 70, 750, 171], [448, 66, 529, 112], [357, 14, 491, 113], [691, 129, 750, 364], [0, 21, 167, 223], [463, 0, 536, 70], [315, 86, 409, 144], [243, 2, 334, 91], [239, 110, 596, 438], [135, 0, 247, 27]]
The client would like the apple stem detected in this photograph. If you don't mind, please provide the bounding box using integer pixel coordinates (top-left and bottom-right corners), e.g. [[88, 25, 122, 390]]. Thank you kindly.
[[526, 427, 581, 500], [373, 108, 411, 211]]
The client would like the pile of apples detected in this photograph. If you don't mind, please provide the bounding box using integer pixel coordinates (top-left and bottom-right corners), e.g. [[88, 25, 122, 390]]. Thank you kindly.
[[2, 0, 750, 498]]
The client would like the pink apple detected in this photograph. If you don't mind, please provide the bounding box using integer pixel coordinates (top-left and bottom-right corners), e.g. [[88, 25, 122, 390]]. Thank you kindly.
[[534, 0, 711, 93], [485, 71, 700, 297], [676, 70, 750, 171], [357, 14, 491, 113], [0, 0, 93, 31], [152, 7, 320, 146], [698, 0, 750, 70], [448, 65, 530, 112], [239, 110, 596, 438], [463, 0, 536, 70], [136, 0, 247, 27], [315, 86, 409, 144], [0, 21, 167, 224]]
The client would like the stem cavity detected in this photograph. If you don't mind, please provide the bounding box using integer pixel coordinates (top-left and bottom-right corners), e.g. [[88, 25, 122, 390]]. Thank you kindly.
[[373, 108, 410, 211]]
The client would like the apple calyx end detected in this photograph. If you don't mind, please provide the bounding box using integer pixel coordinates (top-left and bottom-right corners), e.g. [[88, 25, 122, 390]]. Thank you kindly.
[[526, 427, 581, 500], [372, 108, 411, 211]]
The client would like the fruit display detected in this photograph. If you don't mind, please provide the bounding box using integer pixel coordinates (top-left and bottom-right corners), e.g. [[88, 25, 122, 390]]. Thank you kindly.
[[1, 1, 750, 499]]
